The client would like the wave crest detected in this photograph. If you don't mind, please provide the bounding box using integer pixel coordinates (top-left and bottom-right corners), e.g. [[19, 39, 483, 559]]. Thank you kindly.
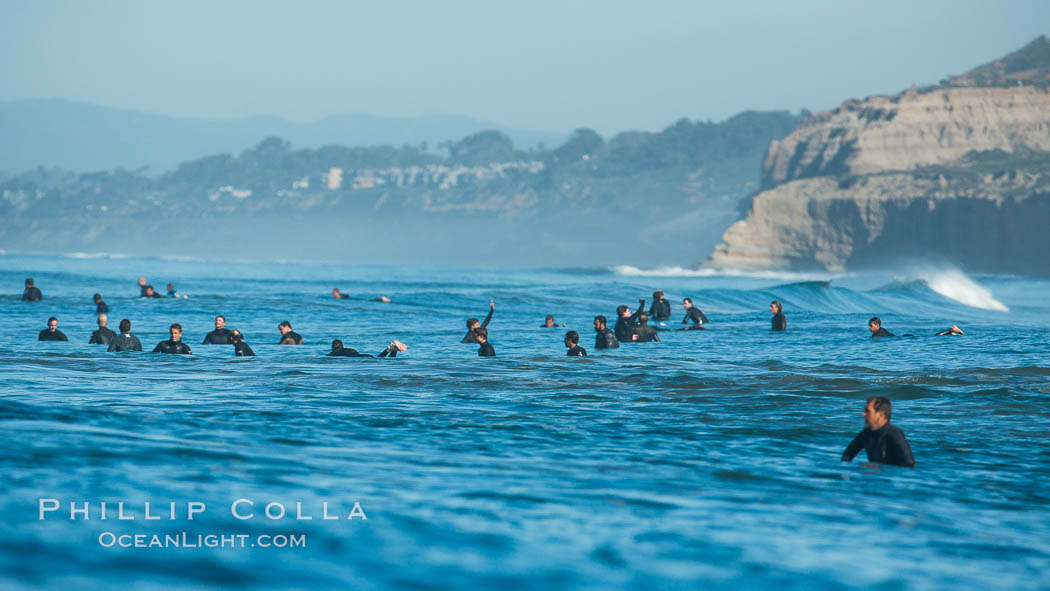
[[918, 268, 1009, 312]]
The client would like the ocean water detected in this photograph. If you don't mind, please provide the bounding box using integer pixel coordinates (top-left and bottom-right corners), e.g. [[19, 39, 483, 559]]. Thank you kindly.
[[1, 252, 1048, 590]]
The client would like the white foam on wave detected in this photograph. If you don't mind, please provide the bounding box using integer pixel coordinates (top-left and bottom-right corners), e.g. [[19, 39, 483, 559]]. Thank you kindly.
[[914, 267, 1009, 312], [611, 265, 840, 281], [63, 251, 129, 260]]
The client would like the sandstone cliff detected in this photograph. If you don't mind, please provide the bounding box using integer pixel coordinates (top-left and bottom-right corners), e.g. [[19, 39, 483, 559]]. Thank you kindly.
[[761, 86, 1050, 189], [708, 163, 1050, 273], [706, 36, 1050, 274]]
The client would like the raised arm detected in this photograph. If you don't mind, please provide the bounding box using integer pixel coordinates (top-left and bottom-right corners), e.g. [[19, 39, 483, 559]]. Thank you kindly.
[[480, 300, 494, 328], [632, 298, 645, 321]]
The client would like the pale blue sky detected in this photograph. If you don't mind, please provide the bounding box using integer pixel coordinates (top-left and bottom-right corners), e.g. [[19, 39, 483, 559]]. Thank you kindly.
[[1, 0, 1046, 134]]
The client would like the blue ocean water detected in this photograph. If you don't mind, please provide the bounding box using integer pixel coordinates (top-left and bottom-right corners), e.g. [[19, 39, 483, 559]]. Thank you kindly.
[[1, 252, 1048, 590]]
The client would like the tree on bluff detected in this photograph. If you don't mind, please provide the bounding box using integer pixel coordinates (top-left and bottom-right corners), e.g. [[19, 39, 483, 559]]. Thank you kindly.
[[448, 130, 518, 166], [552, 128, 604, 163]]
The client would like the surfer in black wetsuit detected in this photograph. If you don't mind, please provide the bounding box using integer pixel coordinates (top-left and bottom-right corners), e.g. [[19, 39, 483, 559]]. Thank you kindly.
[[153, 323, 192, 354], [108, 319, 142, 352], [842, 396, 915, 468], [278, 321, 303, 345], [333, 288, 390, 302], [541, 315, 566, 328], [462, 300, 494, 344], [614, 299, 645, 343], [632, 313, 661, 343], [329, 339, 405, 358], [935, 325, 965, 336], [593, 316, 619, 350], [475, 327, 496, 357], [89, 314, 117, 345], [93, 293, 109, 314], [565, 331, 587, 356], [143, 285, 163, 299], [38, 317, 68, 341], [649, 290, 671, 321], [229, 330, 255, 356], [681, 298, 708, 329], [138, 277, 148, 297], [868, 317, 894, 337], [770, 300, 786, 331], [22, 278, 42, 302], [202, 315, 233, 344]]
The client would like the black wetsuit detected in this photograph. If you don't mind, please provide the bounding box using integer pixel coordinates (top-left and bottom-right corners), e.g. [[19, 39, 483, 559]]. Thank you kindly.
[[96, 301, 109, 314], [22, 287, 42, 302], [462, 307, 494, 343], [38, 329, 68, 342], [202, 328, 233, 344], [935, 328, 962, 336], [649, 299, 671, 321], [772, 312, 786, 331], [842, 424, 915, 467], [335, 293, 350, 300], [633, 325, 660, 343], [595, 328, 619, 350], [108, 333, 142, 352], [478, 342, 496, 357], [89, 326, 117, 345], [329, 346, 398, 358], [683, 306, 708, 327], [153, 340, 191, 354], [566, 345, 587, 357], [144, 292, 162, 299], [614, 301, 646, 343], [330, 347, 369, 357], [279, 331, 303, 345], [871, 327, 894, 337], [140, 285, 149, 297], [233, 341, 255, 357]]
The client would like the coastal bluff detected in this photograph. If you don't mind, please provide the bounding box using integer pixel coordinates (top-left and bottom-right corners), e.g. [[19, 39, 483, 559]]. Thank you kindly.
[[706, 36, 1050, 274]]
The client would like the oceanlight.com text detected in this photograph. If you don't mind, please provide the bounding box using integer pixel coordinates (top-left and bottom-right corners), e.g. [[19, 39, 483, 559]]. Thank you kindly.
[[98, 531, 307, 549]]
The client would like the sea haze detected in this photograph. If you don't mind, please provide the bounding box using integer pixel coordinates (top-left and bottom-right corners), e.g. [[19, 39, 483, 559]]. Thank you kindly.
[[1, 253, 1048, 590], [0, 99, 566, 173]]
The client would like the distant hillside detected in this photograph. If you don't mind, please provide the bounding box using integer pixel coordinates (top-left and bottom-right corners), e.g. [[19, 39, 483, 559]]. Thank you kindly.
[[0, 110, 802, 266], [0, 99, 565, 174]]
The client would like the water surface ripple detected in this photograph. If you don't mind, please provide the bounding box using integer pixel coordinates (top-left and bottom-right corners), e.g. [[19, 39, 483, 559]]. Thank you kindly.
[[0, 254, 1047, 590]]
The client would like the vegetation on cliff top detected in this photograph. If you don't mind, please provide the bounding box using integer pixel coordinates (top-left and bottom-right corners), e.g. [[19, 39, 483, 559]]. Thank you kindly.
[[941, 35, 1050, 88]]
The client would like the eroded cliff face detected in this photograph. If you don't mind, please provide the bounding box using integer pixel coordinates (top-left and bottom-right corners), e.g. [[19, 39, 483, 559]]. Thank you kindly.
[[707, 167, 1050, 274], [761, 87, 1050, 189], [707, 35, 1050, 276]]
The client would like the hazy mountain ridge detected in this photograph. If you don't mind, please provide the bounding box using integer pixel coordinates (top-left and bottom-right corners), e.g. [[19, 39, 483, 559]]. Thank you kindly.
[[0, 99, 566, 174]]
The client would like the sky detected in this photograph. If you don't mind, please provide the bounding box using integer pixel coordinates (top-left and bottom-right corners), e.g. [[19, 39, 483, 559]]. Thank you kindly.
[[0, 0, 1047, 135]]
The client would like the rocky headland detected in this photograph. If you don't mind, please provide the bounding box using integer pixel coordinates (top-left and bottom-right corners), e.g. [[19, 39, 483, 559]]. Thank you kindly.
[[707, 36, 1050, 274]]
